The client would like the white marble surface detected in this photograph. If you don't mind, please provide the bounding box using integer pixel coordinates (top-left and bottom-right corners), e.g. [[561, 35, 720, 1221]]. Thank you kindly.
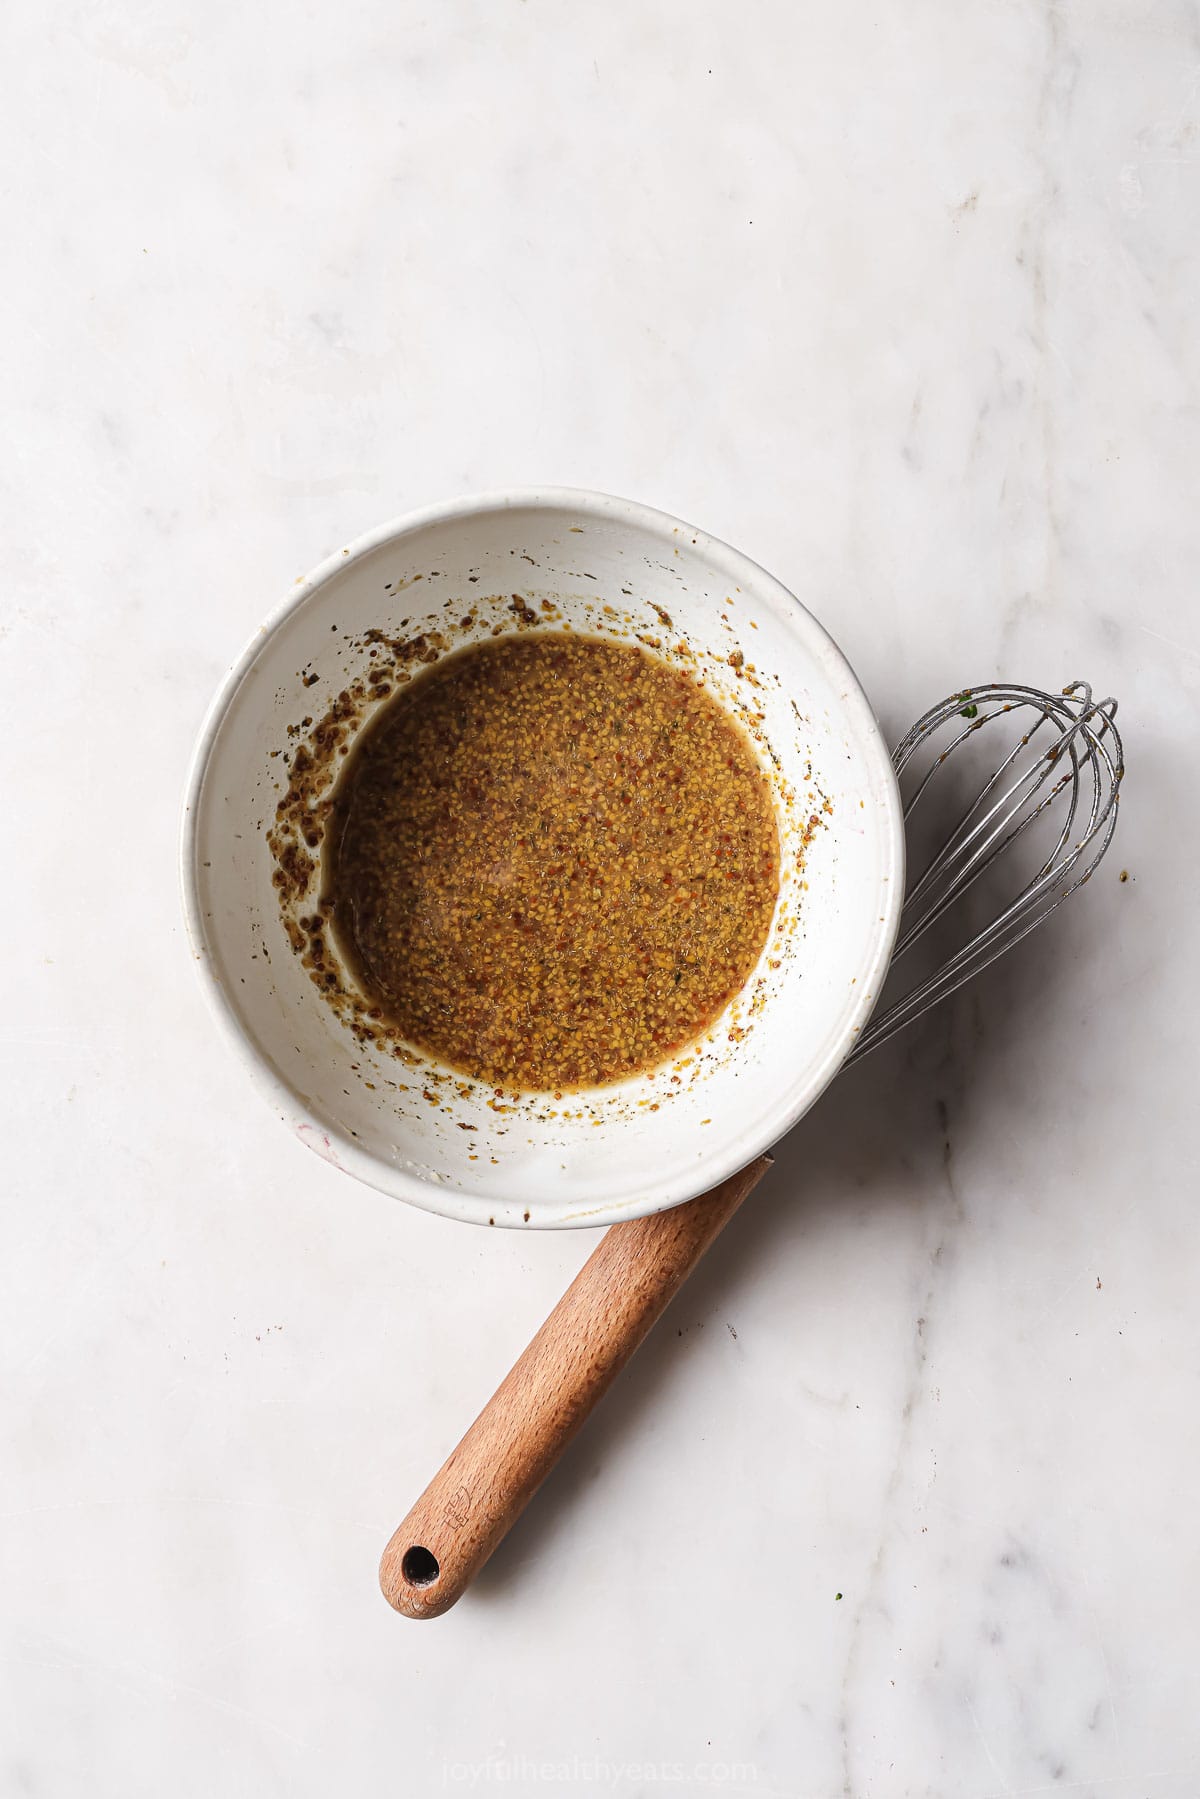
[[2, 2, 1198, 1794]]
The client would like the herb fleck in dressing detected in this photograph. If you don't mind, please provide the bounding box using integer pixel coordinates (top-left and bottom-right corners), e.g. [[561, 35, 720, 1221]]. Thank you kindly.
[[326, 633, 779, 1091]]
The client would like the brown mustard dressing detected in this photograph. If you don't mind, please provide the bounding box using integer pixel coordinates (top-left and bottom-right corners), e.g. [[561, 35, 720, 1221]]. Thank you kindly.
[[324, 632, 780, 1091]]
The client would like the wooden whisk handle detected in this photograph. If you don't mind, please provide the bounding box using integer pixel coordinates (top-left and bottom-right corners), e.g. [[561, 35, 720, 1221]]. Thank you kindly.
[[379, 1156, 772, 1618]]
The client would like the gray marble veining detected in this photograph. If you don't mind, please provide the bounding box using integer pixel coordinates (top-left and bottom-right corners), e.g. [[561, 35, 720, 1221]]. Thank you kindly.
[[2, 2, 1197, 1795]]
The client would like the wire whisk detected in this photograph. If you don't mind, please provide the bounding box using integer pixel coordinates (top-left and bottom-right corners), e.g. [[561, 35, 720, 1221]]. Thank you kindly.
[[849, 680, 1124, 1061]]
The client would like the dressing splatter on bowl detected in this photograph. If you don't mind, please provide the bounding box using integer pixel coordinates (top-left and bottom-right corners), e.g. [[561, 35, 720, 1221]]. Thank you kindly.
[[181, 489, 903, 1228]]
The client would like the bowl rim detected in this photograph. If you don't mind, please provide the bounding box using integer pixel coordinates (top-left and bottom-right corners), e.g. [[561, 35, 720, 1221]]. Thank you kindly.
[[180, 486, 905, 1228]]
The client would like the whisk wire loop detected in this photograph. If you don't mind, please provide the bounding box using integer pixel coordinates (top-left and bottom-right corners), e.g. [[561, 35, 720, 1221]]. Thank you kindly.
[[847, 680, 1123, 1062]]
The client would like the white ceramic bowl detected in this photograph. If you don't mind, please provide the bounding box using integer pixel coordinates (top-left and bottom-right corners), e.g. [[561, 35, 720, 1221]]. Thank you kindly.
[[181, 490, 903, 1228]]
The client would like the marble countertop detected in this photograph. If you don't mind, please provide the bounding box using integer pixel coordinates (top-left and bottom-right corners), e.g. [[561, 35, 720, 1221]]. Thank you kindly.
[[3, 2, 1197, 1794]]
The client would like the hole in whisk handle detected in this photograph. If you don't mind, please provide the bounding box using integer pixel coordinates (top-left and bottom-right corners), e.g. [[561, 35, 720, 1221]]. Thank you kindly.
[[400, 1545, 440, 1587]]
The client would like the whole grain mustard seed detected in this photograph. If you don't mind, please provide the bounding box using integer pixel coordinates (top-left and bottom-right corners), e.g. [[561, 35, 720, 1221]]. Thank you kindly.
[[326, 632, 780, 1091]]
